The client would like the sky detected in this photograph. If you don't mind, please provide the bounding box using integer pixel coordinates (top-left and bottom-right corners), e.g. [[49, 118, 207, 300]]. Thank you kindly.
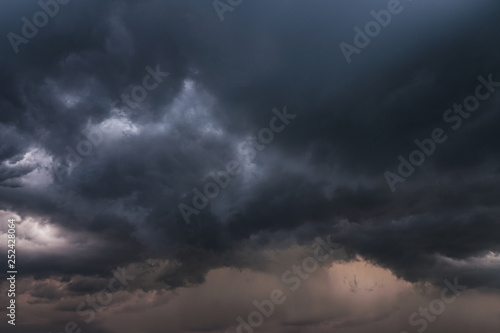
[[1, 0, 500, 332]]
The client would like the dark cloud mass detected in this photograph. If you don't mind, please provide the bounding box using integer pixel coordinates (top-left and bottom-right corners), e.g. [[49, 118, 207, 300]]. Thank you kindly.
[[1, 0, 500, 332]]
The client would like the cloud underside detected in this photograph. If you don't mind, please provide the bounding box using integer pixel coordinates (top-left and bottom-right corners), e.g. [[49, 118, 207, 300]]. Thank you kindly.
[[1, 0, 500, 332]]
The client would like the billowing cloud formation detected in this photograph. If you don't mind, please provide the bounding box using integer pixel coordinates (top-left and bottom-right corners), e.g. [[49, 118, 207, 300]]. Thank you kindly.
[[1, 0, 500, 332]]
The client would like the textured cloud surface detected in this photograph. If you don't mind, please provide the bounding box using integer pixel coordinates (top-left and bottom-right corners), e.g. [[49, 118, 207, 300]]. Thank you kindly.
[[1, 0, 500, 332]]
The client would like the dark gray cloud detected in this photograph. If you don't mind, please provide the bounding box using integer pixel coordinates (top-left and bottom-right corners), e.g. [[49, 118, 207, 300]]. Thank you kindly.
[[0, 0, 500, 331]]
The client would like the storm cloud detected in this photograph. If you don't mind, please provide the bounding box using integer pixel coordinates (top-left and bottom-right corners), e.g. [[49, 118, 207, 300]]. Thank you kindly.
[[1, 0, 500, 332]]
